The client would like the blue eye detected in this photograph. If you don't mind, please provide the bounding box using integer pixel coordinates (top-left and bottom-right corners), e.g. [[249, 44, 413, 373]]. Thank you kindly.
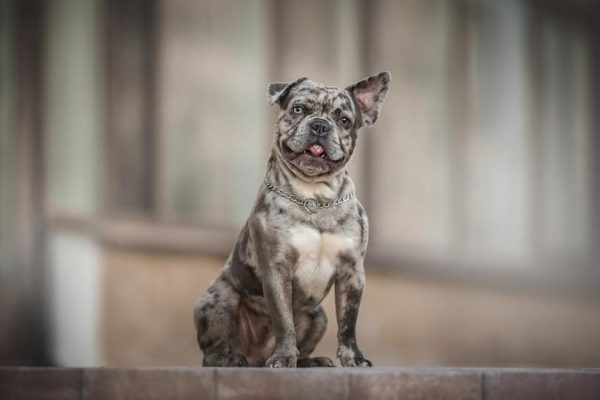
[[292, 106, 303, 114]]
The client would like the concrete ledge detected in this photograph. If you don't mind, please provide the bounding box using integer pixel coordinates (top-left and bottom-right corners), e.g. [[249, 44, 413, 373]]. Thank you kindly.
[[0, 367, 599, 400]]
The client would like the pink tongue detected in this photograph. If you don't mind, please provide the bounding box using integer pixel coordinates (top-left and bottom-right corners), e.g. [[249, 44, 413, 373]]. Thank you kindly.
[[308, 144, 324, 157]]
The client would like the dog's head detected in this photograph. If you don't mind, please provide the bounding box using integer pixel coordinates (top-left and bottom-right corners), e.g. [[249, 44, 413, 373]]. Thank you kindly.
[[267, 72, 390, 179]]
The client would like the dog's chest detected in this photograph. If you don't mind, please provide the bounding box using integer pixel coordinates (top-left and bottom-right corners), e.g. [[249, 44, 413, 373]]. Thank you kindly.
[[289, 225, 353, 301]]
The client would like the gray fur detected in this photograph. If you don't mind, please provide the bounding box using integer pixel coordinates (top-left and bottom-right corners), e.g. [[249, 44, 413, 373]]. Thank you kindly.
[[194, 72, 390, 368]]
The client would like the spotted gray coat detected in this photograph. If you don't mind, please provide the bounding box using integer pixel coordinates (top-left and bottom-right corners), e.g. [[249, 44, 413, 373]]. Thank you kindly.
[[194, 72, 390, 368]]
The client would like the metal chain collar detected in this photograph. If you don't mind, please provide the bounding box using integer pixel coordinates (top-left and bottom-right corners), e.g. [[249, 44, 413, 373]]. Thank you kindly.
[[263, 178, 355, 214]]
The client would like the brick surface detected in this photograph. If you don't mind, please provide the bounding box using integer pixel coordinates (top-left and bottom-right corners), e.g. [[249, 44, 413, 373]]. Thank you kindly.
[[2, 367, 600, 400], [83, 368, 215, 400], [348, 368, 481, 400], [0, 368, 81, 400], [216, 368, 349, 400], [484, 369, 600, 400]]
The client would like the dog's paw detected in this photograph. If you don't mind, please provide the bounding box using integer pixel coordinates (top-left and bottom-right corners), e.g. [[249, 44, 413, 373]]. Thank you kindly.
[[340, 356, 372, 368], [337, 345, 372, 368], [265, 352, 297, 368], [297, 356, 335, 368]]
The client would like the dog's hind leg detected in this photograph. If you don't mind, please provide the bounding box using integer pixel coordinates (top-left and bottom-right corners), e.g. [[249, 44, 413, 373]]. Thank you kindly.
[[295, 305, 335, 367], [194, 277, 248, 367]]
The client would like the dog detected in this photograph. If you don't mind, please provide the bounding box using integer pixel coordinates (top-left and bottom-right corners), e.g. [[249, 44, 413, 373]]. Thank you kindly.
[[194, 72, 390, 368]]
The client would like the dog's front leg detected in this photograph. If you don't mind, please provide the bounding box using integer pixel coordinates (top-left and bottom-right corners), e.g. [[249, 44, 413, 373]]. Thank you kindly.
[[335, 263, 372, 367], [250, 218, 299, 367], [262, 267, 298, 367]]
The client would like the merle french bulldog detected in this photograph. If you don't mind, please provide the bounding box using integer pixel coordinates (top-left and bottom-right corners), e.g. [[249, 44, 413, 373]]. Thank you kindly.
[[194, 72, 390, 368]]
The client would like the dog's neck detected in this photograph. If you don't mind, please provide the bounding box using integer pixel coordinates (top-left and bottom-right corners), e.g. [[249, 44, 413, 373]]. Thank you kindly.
[[265, 150, 353, 203]]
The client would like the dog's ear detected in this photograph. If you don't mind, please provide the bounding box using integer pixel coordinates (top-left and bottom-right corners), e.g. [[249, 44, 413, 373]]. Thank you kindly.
[[346, 72, 391, 127], [267, 77, 307, 106]]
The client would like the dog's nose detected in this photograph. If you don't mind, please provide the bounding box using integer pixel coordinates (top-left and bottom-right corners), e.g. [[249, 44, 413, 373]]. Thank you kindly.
[[309, 119, 331, 137]]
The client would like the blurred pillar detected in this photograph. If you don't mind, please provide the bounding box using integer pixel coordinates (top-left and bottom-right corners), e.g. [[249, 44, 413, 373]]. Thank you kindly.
[[0, 0, 49, 365], [104, 0, 158, 216], [44, 0, 103, 366], [157, 0, 270, 227], [591, 10, 600, 268]]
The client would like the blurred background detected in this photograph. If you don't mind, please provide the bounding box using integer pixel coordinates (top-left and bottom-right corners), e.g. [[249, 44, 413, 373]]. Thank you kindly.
[[1, 0, 600, 368]]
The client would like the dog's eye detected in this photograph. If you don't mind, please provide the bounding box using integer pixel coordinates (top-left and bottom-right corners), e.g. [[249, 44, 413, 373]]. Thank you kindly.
[[340, 116, 351, 126], [292, 106, 304, 115]]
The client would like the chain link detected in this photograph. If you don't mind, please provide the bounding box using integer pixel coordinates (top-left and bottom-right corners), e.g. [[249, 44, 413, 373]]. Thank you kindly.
[[263, 178, 354, 214]]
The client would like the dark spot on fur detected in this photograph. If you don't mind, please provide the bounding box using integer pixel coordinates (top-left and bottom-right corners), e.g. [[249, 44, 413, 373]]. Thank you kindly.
[[201, 338, 215, 350], [338, 251, 357, 268], [284, 247, 299, 267], [198, 316, 208, 333], [337, 270, 352, 282], [254, 192, 270, 214], [227, 228, 264, 296], [200, 303, 215, 313], [337, 213, 350, 227]]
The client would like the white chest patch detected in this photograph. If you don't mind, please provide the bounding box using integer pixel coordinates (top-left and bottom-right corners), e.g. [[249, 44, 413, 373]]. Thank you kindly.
[[290, 225, 353, 302]]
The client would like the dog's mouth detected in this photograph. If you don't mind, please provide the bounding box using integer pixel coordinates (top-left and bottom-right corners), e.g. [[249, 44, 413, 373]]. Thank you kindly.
[[283, 143, 333, 162], [280, 142, 345, 176], [281, 141, 345, 176]]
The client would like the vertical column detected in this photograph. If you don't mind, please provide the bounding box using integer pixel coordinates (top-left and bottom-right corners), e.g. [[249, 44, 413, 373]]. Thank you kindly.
[[591, 18, 600, 271], [0, 0, 48, 365], [104, 0, 158, 216], [45, 0, 103, 366], [158, 0, 270, 227], [366, 0, 455, 256]]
